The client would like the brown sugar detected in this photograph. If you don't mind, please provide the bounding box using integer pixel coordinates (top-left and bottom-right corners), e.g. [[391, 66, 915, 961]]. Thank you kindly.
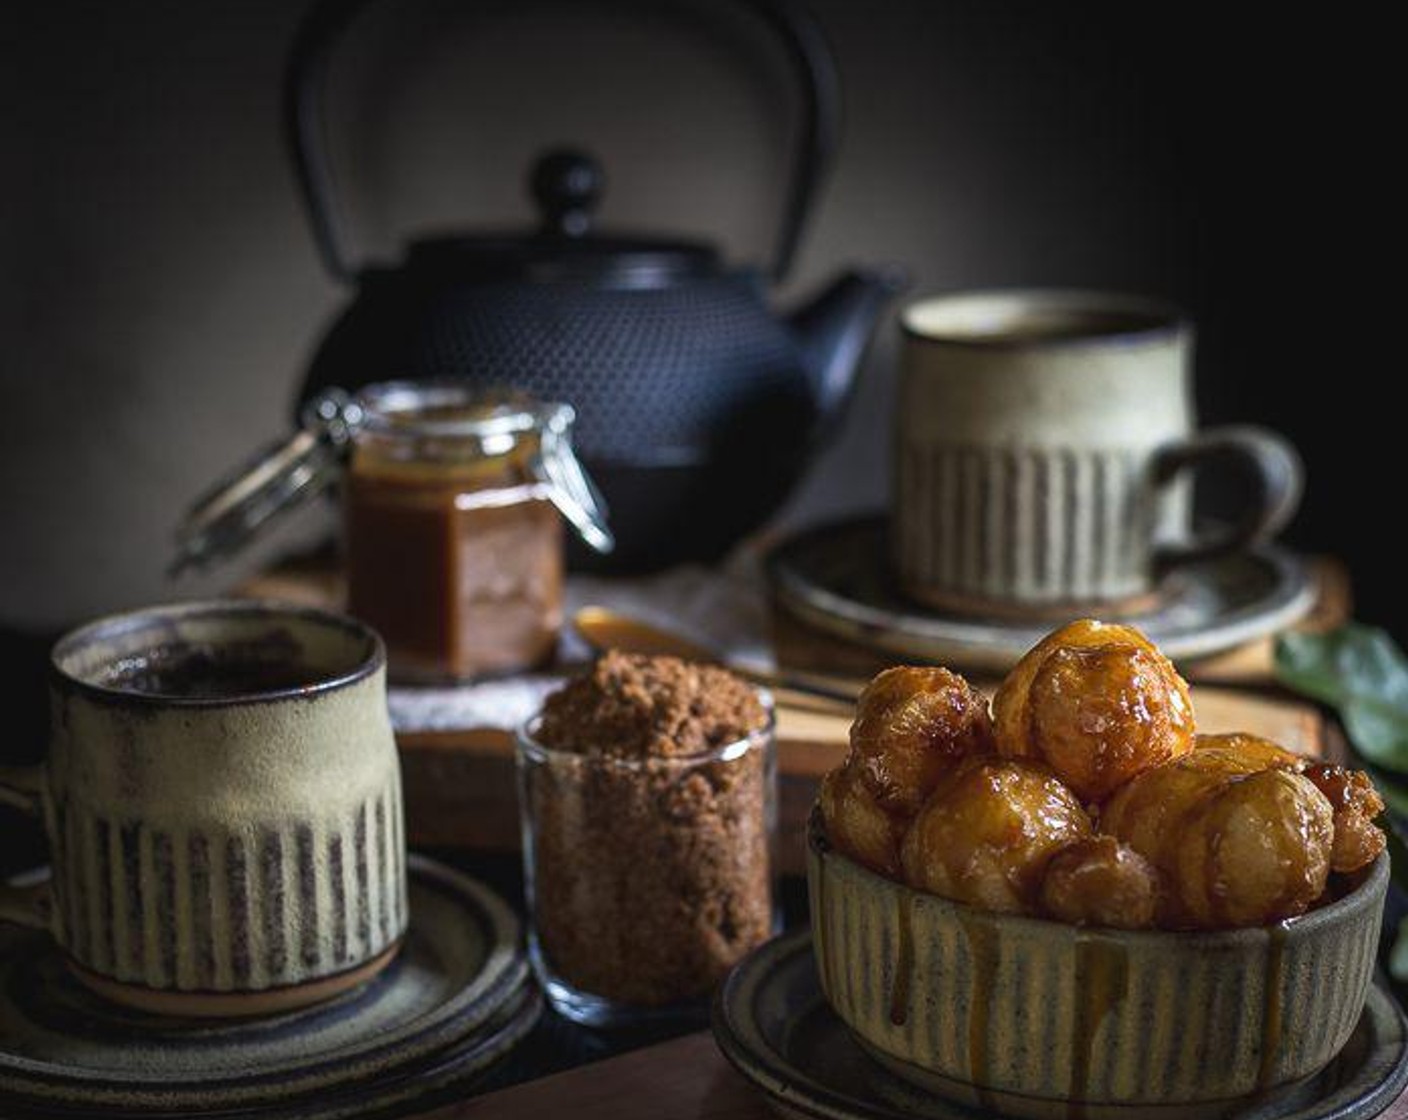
[[523, 652, 774, 1007]]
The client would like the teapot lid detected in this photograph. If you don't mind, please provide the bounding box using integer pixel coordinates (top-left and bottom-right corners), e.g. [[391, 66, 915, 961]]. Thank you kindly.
[[402, 149, 721, 286]]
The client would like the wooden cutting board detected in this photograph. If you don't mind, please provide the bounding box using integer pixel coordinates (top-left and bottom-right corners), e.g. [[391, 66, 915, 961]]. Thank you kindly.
[[235, 555, 1330, 874]]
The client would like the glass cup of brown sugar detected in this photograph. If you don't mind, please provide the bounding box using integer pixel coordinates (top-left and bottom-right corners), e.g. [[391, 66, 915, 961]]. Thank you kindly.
[[515, 652, 779, 1027]]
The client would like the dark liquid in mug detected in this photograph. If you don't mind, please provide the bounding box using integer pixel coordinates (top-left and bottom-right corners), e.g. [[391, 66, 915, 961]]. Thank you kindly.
[[981, 309, 1169, 342], [96, 640, 326, 698]]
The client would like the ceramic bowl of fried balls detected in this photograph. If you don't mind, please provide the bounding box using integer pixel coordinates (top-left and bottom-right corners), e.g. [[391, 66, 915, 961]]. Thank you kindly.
[[811, 619, 1388, 1120]]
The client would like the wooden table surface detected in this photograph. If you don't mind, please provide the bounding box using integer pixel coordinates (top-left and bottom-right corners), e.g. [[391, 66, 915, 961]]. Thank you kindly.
[[237, 551, 1340, 873], [422, 1033, 768, 1119], [416, 1028, 1408, 1120]]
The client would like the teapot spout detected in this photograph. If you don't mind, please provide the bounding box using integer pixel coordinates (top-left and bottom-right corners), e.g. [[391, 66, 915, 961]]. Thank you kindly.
[[788, 266, 909, 424]]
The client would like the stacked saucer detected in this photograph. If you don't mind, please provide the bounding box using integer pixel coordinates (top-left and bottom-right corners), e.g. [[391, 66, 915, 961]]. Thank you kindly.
[[713, 931, 1408, 1120], [0, 855, 539, 1119], [767, 516, 1316, 671]]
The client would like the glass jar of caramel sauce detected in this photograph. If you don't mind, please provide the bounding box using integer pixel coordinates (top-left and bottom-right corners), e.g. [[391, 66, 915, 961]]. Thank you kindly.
[[346, 383, 610, 682], [172, 382, 612, 683]]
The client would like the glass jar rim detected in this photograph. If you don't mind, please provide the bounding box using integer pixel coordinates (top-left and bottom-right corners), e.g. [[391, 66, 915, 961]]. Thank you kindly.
[[352, 380, 613, 554], [171, 382, 612, 574], [355, 380, 570, 443], [515, 690, 776, 769]]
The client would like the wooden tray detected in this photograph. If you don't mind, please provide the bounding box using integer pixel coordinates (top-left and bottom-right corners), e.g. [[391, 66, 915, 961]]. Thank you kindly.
[[237, 558, 1331, 876]]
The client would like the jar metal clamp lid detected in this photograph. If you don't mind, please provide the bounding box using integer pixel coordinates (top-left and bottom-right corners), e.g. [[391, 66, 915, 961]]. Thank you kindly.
[[171, 383, 614, 576]]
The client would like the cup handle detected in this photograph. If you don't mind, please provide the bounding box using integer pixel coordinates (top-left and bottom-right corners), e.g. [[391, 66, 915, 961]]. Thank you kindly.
[[1151, 425, 1304, 570], [0, 764, 53, 931]]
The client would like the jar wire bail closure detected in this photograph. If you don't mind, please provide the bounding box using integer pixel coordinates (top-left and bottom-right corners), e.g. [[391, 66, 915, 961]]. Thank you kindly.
[[170, 382, 613, 576]]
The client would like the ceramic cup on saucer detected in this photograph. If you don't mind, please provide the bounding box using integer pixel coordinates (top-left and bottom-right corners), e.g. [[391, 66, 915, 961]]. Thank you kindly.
[[895, 290, 1303, 617], [0, 599, 407, 1017]]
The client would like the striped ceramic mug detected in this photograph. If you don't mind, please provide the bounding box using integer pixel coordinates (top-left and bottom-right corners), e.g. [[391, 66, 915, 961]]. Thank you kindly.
[[0, 600, 407, 1017], [895, 290, 1303, 615]]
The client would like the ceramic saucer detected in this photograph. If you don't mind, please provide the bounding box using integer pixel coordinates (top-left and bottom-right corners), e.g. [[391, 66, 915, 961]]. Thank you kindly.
[[0, 854, 537, 1116], [713, 931, 1408, 1120], [766, 516, 1317, 671]]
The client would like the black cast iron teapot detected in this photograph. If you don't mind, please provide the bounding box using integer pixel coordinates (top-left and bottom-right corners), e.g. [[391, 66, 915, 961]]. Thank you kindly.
[[287, 0, 904, 571]]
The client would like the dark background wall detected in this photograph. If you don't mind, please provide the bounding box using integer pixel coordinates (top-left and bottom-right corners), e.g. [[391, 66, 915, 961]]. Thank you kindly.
[[0, 1, 1396, 726]]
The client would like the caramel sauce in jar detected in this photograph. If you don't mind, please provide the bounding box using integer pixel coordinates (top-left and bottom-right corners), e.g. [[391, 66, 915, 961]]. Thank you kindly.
[[344, 385, 602, 683]]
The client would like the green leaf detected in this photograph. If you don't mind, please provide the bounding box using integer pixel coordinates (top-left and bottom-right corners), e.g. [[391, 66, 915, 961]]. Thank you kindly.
[[1275, 625, 1408, 773], [1344, 701, 1408, 771]]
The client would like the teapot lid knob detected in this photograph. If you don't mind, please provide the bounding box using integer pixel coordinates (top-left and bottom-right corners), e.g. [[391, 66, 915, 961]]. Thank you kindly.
[[530, 148, 603, 238]]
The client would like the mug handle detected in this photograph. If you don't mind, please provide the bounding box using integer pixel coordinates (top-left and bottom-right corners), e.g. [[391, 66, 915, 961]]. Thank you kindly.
[[1151, 425, 1304, 570], [0, 764, 52, 931]]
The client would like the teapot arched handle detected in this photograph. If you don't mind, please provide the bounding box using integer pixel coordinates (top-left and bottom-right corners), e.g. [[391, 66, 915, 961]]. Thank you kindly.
[[283, 0, 840, 285]]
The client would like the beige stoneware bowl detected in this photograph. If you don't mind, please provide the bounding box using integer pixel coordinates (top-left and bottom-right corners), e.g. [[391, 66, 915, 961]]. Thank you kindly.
[[807, 810, 1388, 1120]]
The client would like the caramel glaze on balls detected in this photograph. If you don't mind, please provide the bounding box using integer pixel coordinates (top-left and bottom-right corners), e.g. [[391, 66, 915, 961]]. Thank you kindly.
[[1180, 733, 1387, 875], [900, 756, 1091, 915], [1102, 752, 1337, 929], [993, 619, 1195, 803], [1302, 763, 1387, 873], [818, 621, 1386, 932], [849, 666, 995, 816], [818, 761, 908, 879], [1039, 835, 1160, 930]]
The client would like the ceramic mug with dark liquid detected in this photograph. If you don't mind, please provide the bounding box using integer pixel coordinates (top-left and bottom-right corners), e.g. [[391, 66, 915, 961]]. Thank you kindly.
[[895, 290, 1304, 616], [0, 600, 407, 1017]]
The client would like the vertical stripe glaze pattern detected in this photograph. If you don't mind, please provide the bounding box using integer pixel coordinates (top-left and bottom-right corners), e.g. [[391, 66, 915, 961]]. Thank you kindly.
[[48, 783, 406, 992], [808, 823, 1386, 1112], [897, 443, 1160, 606], [33, 601, 407, 1010]]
